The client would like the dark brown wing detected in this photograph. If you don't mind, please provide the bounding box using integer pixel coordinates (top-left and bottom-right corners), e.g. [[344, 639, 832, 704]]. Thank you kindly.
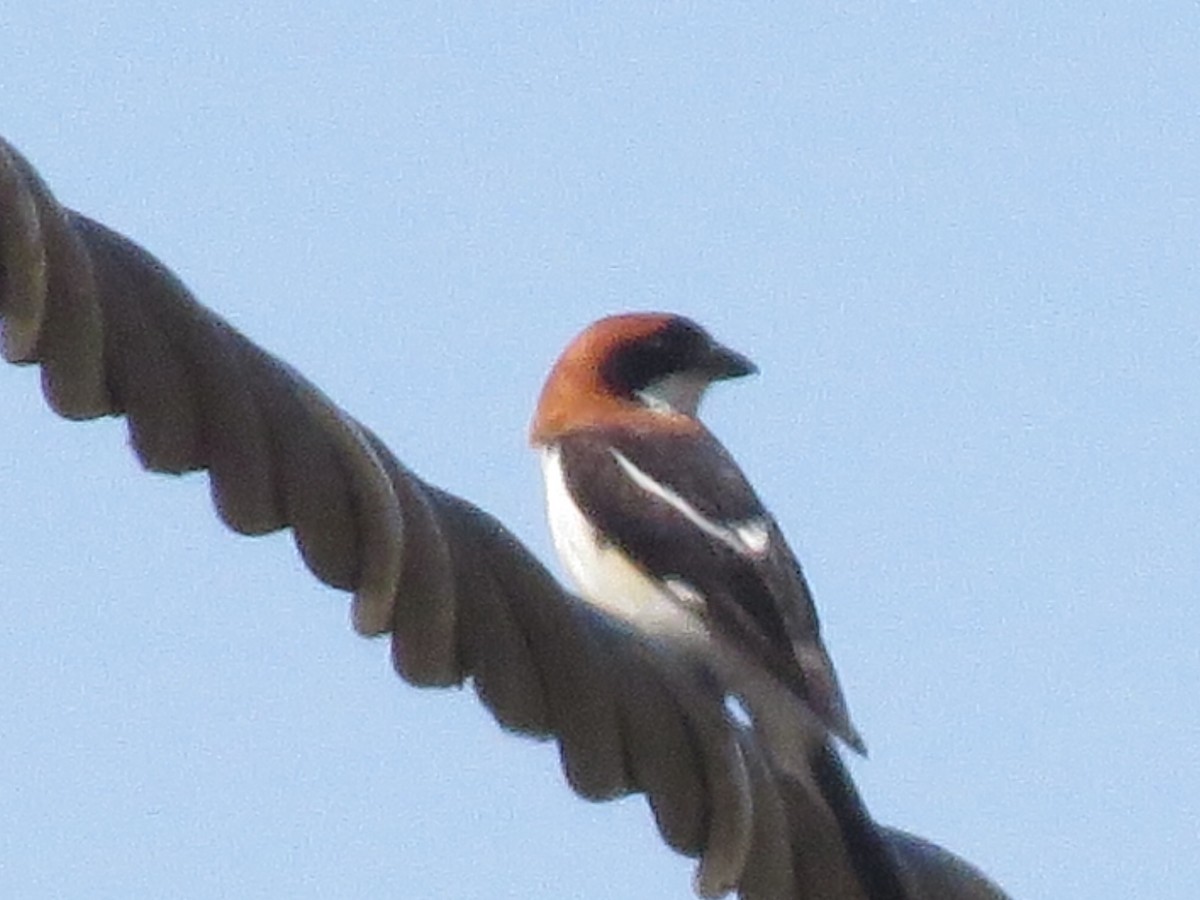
[[557, 428, 864, 753], [0, 136, 1010, 900]]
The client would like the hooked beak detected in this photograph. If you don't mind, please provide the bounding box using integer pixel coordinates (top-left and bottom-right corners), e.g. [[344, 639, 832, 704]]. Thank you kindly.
[[705, 341, 758, 380]]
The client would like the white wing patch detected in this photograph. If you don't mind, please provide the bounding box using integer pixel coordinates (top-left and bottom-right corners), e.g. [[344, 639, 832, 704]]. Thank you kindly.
[[722, 693, 754, 730], [663, 577, 706, 610], [608, 449, 772, 560], [732, 520, 771, 557]]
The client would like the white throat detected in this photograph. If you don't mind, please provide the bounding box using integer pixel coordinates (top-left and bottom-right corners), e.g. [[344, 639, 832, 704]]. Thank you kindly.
[[634, 372, 711, 416]]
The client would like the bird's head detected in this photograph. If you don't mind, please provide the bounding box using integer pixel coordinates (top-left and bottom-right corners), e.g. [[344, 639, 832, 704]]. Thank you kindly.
[[530, 313, 757, 445]]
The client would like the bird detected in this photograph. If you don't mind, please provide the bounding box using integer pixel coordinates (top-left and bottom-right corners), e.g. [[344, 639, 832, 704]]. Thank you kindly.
[[531, 313, 866, 762], [0, 135, 1011, 900]]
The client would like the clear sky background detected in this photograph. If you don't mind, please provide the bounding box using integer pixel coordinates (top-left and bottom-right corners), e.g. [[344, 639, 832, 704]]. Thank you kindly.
[[2, 4, 1197, 899]]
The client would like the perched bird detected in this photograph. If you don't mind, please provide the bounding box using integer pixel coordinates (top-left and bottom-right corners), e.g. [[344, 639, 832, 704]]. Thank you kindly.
[[1, 135, 1012, 899], [531, 313, 865, 760]]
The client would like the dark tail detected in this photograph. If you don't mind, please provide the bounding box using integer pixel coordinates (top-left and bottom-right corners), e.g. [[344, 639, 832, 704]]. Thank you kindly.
[[778, 743, 910, 899]]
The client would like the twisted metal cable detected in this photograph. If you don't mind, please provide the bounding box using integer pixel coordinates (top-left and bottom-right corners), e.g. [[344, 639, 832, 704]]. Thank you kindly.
[[0, 136, 1009, 900]]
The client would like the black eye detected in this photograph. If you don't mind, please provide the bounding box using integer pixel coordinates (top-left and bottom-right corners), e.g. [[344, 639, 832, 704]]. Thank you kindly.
[[601, 319, 710, 397]]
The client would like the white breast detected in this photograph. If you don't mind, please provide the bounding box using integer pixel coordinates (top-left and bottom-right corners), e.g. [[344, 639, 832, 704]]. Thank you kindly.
[[539, 449, 830, 762], [539, 446, 705, 641]]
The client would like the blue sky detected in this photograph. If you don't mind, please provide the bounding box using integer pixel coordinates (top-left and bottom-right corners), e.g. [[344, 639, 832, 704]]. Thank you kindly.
[[2, 4, 1197, 898]]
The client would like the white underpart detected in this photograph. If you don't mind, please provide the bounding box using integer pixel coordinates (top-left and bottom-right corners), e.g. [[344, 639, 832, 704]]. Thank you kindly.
[[634, 372, 711, 416], [540, 447, 705, 639], [540, 447, 833, 767], [608, 449, 772, 559]]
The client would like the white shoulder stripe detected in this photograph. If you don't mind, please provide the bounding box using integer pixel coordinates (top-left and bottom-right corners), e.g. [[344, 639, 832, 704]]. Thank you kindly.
[[608, 448, 772, 559]]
